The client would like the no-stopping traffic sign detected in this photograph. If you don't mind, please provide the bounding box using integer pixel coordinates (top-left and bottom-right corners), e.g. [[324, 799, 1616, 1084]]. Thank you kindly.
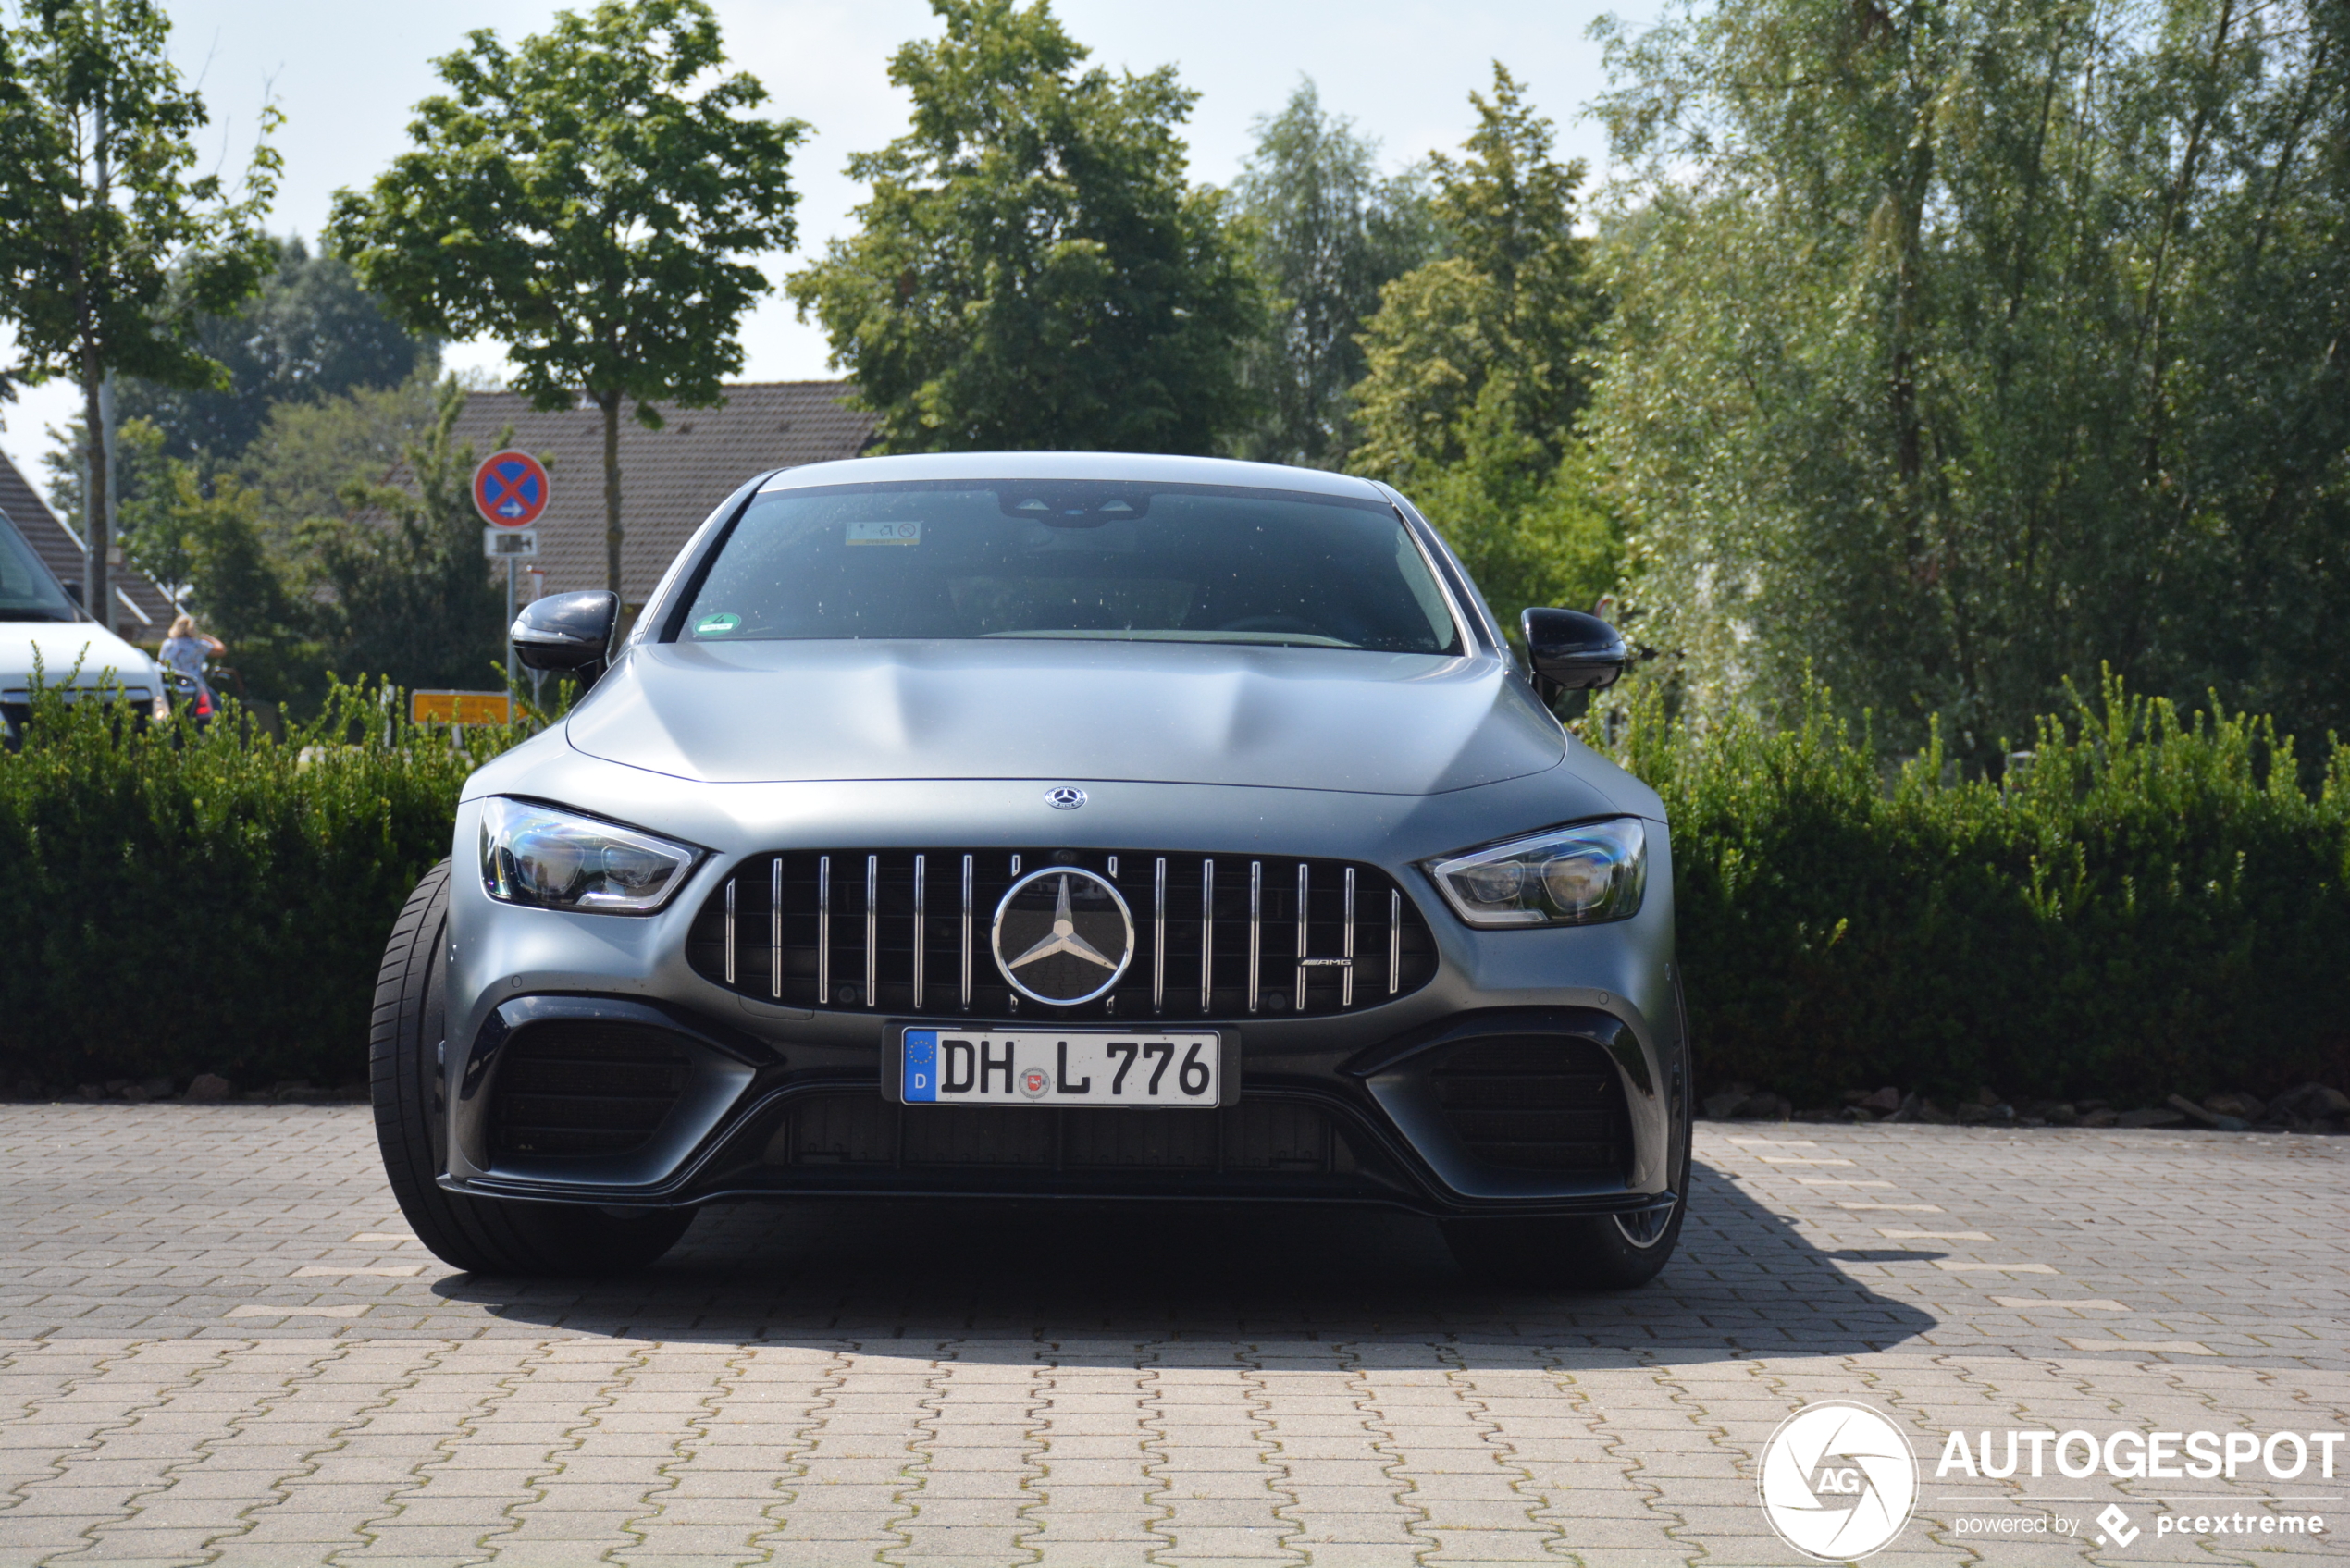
[[472, 450, 550, 527]]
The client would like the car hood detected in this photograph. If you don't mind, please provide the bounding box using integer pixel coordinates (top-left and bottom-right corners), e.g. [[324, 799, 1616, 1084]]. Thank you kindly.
[[0, 621, 159, 693], [563, 638, 1566, 796]]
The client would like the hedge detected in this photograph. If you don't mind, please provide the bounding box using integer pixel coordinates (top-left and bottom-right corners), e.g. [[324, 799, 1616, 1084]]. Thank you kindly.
[[1596, 676, 2350, 1108], [5, 667, 2345, 1107], [0, 680, 508, 1093]]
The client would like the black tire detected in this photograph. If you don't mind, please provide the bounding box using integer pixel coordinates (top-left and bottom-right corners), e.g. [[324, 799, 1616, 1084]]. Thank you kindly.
[[1443, 1074, 1693, 1290], [370, 859, 694, 1276]]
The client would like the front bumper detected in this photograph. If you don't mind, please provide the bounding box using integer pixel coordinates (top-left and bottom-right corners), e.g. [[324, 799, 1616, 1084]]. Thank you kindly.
[[439, 771, 1685, 1219]]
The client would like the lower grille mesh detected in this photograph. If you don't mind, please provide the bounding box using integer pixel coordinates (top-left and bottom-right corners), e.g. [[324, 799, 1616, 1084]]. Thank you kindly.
[[769, 1094, 1349, 1174], [1430, 1036, 1631, 1173], [490, 1022, 691, 1159]]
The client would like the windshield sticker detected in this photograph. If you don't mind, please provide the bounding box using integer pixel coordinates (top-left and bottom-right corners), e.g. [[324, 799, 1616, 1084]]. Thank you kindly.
[[696, 612, 741, 636], [847, 520, 922, 547]]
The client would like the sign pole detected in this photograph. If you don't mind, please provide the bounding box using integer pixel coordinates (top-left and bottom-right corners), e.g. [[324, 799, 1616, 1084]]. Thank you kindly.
[[505, 557, 518, 693]]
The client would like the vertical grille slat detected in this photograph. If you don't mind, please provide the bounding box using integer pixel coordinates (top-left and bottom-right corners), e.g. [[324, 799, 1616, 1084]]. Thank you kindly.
[[1153, 858, 1167, 1015], [687, 848, 1438, 1019], [1199, 858, 1215, 1014], [1292, 862, 1310, 1012], [1247, 860, 1262, 1015], [907, 850, 925, 1010], [1342, 867, 1356, 1007], [863, 854, 879, 1008], [1389, 890, 1402, 995]]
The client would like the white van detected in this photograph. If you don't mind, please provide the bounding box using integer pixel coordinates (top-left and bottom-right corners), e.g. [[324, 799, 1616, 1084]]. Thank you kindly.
[[0, 507, 164, 741]]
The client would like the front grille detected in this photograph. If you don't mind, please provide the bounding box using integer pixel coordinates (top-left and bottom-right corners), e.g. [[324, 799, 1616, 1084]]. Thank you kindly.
[[1430, 1036, 1631, 1173], [686, 849, 1437, 1019], [769, 1093, 1349, 1173], [490, 1021, 692, 1158]]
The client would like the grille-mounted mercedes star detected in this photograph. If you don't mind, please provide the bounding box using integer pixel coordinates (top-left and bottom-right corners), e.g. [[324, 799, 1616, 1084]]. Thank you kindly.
[[371, 453, 1688, 1286]]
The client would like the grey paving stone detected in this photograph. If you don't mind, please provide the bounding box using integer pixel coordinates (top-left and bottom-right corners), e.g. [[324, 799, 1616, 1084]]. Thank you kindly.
[[0, 1105, 2344, 1568]]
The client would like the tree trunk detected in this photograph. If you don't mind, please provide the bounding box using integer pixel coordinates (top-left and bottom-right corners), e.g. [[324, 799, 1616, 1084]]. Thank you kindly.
[[602, 394, 623, 601], [80, 351, 108, 628]]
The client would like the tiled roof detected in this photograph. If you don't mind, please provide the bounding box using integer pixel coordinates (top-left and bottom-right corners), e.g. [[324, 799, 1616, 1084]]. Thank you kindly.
[[0, 446, 179, 636], [443, 380, 877, 604]]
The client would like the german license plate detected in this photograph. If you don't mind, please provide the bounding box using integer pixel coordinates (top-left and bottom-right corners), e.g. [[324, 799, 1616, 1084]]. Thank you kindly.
[[899, 1028, 1224, 1107]]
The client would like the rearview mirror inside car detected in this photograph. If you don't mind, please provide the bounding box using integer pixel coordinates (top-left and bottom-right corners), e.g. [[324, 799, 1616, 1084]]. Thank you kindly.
[[512, 590, 619, 683], [1521, 607, 1627, 697]]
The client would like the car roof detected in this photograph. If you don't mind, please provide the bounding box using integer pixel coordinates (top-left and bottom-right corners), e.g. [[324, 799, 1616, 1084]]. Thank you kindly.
[[756, 451, 1391, 502]]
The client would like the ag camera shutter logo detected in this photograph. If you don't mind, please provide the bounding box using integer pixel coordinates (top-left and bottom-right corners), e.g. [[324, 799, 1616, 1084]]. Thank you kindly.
[[1759, 1401, 1919, 1560]]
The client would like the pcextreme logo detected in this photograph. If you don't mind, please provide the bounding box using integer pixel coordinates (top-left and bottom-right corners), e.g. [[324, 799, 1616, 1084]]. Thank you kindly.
[[1758, 1401, 1920, 1560]]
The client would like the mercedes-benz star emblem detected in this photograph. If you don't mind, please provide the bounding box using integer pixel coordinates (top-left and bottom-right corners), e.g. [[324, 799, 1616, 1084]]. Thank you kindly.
[[991, 867, 1134, 1006], [1046, 786, 1086, 810]]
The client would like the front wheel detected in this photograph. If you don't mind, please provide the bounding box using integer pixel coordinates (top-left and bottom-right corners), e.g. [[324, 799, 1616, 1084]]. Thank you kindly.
[[369, 859, 694, 1276]]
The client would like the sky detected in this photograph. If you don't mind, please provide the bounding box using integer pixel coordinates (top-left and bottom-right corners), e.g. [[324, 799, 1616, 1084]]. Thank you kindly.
[[0, 0, 1662, 489]]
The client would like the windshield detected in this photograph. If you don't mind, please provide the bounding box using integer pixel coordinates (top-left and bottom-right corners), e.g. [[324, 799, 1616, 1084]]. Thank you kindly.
[[673, 480, 1461, 654], [0, 512, 78, 623]]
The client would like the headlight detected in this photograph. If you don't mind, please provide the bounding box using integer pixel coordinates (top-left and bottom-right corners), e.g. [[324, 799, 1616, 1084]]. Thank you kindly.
[[1424, 818, 1649, 928], [478, 797, 700, 915]]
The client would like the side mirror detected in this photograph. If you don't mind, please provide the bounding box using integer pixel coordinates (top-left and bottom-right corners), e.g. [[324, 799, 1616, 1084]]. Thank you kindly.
[[1520, 607, 1627, 697], [62, 582, 83, 607], [512, 590, 618, 682]]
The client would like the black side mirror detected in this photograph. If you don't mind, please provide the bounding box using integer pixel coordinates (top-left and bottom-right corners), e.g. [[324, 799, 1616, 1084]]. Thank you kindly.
[[1521, 607, 1627, 698], [512, 590, 618, 683], [62, 582, 83, 607]]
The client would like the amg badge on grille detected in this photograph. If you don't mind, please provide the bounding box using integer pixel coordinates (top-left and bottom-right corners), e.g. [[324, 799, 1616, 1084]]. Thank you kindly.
[[991, 868, 1134, 1005]]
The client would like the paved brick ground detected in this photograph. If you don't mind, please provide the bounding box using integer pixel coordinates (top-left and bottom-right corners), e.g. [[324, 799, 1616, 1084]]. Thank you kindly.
[[0, 1106, 2342, 1564]]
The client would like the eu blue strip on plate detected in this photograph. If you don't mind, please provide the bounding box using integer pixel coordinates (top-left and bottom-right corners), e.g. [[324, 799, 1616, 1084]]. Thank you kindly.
[[902, 1031, 938, 1102]]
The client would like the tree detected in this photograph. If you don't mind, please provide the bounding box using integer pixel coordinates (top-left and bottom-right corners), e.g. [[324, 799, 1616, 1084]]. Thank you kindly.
[[0, 0, 279, 627], [118, 235, 438, 464], [1350, 65, 1602, 489], [241, 372, 446, 545], [1587, 0, 2350, 759], [328, 0, 804, 602], [1226, 79, 1445, 468], [311, 377, 506, 691], [787, 0, 1264, 455], [1347, 66, 1614, 634], [135, 465, 326, 704]]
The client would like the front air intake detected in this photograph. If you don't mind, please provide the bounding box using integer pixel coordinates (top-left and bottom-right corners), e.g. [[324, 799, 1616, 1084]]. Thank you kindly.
[[686, 848, 1438, 1020], [1429, 1036, 1631, 1174], [489, 1021, 692, 1158]]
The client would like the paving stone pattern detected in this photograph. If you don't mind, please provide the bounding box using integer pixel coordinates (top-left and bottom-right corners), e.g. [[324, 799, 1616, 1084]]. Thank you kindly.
[[0, 1106, 2343, 1564]]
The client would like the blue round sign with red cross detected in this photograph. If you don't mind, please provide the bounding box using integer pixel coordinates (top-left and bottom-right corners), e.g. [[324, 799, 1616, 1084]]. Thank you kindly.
[[472, 449, 550, 527]]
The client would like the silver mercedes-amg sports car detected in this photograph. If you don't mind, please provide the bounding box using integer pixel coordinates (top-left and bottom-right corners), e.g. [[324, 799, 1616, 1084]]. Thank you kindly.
[[370, 452, 1689, 1286]]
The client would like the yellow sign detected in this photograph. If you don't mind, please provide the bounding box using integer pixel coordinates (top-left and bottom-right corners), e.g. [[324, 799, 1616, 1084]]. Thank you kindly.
[[411, 690, 513, 725]]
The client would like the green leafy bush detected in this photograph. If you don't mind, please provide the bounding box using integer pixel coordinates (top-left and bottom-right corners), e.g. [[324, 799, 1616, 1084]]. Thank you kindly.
[[9, 659, 2345, 1108], [1602, 676, 2350, 1106], [0, 678, 516, 1091]]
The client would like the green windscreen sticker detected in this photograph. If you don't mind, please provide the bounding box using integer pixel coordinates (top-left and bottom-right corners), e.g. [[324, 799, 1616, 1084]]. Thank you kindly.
[[696, 612, 741, 635]]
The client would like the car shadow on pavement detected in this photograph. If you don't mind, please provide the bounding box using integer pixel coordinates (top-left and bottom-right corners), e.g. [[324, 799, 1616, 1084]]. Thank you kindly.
[[431, 1157, 1937, 1366]]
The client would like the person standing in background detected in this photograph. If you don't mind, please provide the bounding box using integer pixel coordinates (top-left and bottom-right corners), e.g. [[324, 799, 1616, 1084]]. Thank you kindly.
[[158, 614, 223, 684]]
